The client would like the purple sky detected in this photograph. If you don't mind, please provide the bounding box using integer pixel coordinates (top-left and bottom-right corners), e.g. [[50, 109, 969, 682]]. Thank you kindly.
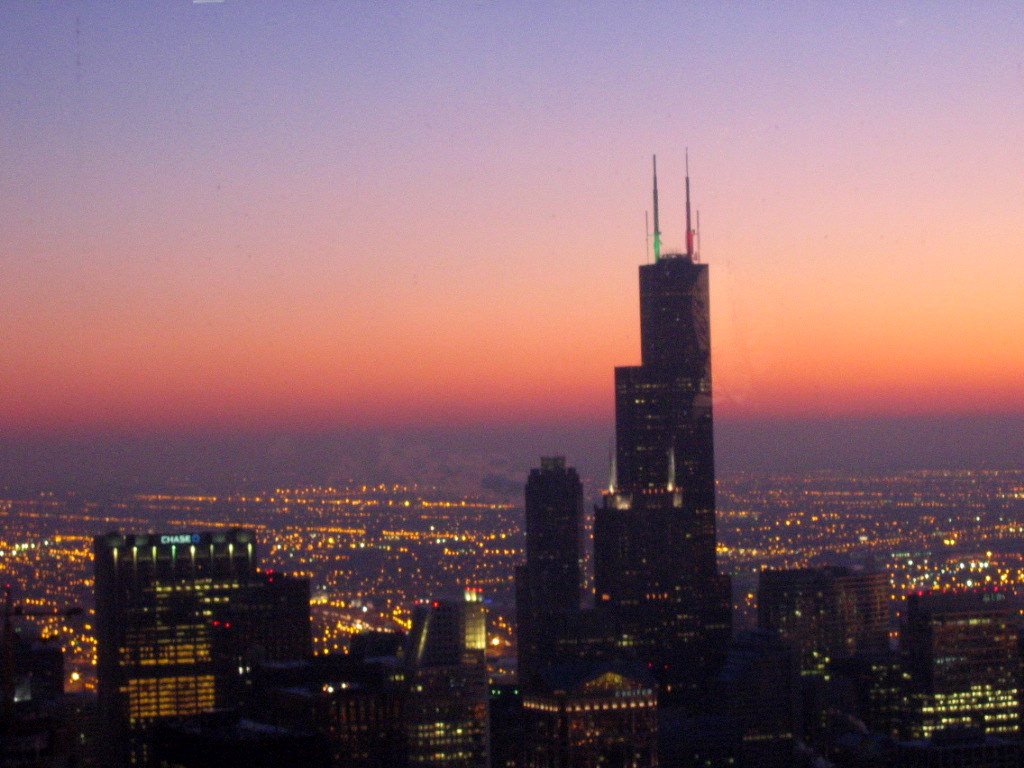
[[2, 3, 1023, 485]]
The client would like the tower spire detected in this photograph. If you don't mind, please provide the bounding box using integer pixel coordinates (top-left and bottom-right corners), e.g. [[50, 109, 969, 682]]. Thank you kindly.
[[667, 445, 676, 492], [685, 149, 694, 259], [695, 209, 701, 262], [608, 444, 617, 494], [652, 155, 662, 262]]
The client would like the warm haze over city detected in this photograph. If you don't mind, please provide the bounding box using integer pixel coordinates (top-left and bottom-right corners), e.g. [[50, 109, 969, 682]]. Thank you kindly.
[[2, 3, 1023, 487]]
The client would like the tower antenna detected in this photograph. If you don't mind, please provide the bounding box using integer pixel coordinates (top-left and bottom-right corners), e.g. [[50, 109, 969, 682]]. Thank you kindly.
[[608, 444, 617, 494], [685, 149, 694, 259], [667, 446, 676, 492], [652, 155, 662, 262], [645, 210, 650, 263], [695, 209, 701, 263]]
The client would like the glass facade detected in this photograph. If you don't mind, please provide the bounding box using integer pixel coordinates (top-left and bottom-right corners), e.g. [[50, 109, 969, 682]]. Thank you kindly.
[[594, 252, 730, 704], [94, 530, 310, 766]]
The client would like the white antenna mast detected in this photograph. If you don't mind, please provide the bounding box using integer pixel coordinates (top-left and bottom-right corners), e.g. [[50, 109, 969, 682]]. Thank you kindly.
[[696, 210, 701, 263], [645, 210, 651, 263]]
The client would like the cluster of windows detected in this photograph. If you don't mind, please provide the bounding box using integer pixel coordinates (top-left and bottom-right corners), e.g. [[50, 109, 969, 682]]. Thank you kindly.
[[408, 717, 486, 764], [124, 674, 215, 723], [119, 629, 211, 666], [915, 685, 1021, 738]]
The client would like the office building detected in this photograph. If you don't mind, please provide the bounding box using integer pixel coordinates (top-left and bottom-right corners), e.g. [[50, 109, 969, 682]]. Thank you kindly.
[[8, 632, 63, 707], [521, 660, 657, 768], [830, 649, 911, 738], [93, 530, 311, 766], [405, 591, 489, 767], [489, 684, 524, 768], [515, 457, 584, 687], [903, 590, 1021, 739], [709, 629, 802, 768], [255, 654, 409, 768], [593, 156, 731, 703], [757, 566, 890, 676]]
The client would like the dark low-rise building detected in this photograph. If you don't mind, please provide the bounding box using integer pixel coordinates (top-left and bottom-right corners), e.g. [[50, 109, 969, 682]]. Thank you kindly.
[[147, 711, 329, 768], [895, 728, 1022, 768]]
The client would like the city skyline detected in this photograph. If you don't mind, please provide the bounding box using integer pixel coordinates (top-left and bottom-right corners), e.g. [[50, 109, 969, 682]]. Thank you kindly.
[[3, 4, 1022, 442]]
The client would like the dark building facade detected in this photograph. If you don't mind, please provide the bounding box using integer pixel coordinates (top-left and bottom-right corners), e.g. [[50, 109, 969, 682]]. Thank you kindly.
[[830, 649, 911, 739], [255, 654, 409, 768], [405, 592, 489, 767], [147, 711, 330, 768], [593, 158, 731, 703], [758, 566, 890, 677], [515, 457, 585, 686], [489, 684, 524, 768], [708, 629, 802, 768], [895, 728, 1023, 768], [9, 632, 64, 707], [903, 590, 1021, 739], [521, 661, 657, 768], [93, 530, 311, 766]]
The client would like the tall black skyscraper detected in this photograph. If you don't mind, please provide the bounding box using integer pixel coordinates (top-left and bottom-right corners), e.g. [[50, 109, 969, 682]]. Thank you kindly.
[[593, 156, 731, 704], [515, 457, 584, 685]]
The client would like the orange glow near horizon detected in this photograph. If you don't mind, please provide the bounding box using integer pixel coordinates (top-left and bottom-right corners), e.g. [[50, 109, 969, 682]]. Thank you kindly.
[[3, 5, 1023, 437], [5, 223, 1023, 435]]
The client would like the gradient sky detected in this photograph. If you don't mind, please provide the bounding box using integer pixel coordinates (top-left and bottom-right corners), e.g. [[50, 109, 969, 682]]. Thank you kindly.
[[3, 2, 1023, 438]]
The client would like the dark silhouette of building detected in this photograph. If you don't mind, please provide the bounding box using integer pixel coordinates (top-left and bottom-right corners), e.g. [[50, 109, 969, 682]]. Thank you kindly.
[[350, 630, 406, 661], [894, 727, 1022, 768], [708, 629, 802, 768], [758, 567, 891, 748], [146, 710, 330, 768], [254, 653, 409, 768], [758, 566, 890, 677], [903, 590, 1021, 739], [9, 632, 63, 707], [521, 660, 657, 768], [593, 156, 731, 704], [830, 649, 910, 739], [515, 457, 584, 687], [489, 684, 524, 768], [405, 592, 489, 767], [93, 530, 311, 766]]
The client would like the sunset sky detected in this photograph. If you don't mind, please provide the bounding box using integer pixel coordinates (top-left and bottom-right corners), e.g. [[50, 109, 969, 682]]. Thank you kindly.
[[3, 2, 1023, 444]]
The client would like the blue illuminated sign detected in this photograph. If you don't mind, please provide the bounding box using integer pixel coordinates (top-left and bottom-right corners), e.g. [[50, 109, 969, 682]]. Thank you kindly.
[[160, 534, 201, 545]]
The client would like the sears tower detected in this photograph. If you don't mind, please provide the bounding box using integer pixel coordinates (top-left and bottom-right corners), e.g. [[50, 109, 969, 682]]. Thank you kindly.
[[594, 155, 731, 704]]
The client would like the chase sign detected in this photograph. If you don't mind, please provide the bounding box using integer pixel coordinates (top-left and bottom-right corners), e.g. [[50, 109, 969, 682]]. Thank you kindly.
[[160, 534, 202, 545]]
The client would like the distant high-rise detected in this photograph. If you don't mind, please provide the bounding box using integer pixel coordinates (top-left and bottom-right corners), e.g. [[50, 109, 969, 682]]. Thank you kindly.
[[593, 156, 731, 703], [758, 566, 890, 676], [515, 457, 584, 686], [253, 653, 408, 768], [93, 530, 311, 766], [405, 590, 489, 767], [903, 590, 1021, 739]]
